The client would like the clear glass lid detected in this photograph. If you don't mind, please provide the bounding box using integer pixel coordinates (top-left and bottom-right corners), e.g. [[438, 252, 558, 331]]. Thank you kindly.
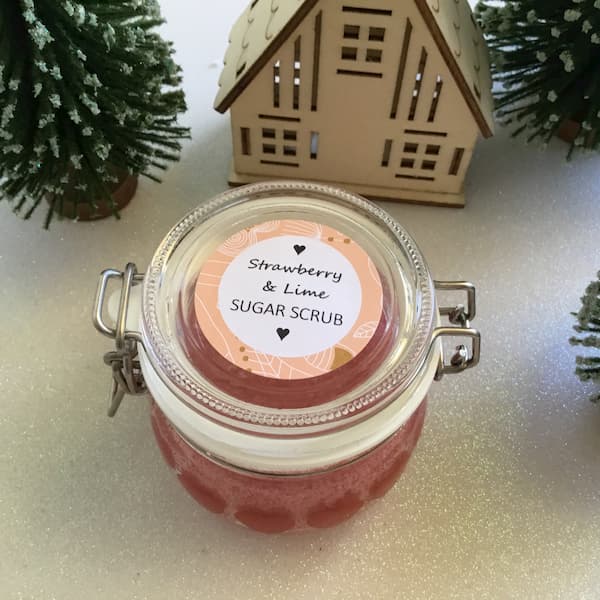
[[141, 182, 437, 434]]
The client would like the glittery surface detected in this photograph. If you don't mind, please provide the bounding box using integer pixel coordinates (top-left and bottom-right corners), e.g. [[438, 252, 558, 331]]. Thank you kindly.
[[2, 2, 600, 598]]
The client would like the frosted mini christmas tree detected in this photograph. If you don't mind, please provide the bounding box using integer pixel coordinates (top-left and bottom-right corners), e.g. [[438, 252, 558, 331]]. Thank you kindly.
[[476, 0, 600, 157], [0, 0, 189, 226], [571, 273, 600, 403]]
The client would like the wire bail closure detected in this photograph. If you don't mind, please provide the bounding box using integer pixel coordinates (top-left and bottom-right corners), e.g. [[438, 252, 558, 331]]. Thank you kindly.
[[93, 268, 480, 412], [433, 281, 481, 380], [93, 263, 146, 417]]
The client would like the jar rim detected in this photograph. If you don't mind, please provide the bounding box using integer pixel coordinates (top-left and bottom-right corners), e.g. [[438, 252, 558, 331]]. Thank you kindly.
[[140, 181, 437, 435]]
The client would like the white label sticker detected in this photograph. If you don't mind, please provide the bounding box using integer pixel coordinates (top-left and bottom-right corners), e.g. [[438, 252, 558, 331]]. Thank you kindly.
[[217, 235, 362, 358]]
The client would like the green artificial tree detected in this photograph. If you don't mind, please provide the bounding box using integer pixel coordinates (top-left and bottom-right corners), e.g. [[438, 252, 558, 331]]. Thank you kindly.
[[475, 0, 600, 158], [571, 273, 600, 403], [0, 0, 189, 227]]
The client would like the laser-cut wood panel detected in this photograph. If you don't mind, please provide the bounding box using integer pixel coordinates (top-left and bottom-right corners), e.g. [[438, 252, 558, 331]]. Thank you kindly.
[[216, 0, 493, 207]]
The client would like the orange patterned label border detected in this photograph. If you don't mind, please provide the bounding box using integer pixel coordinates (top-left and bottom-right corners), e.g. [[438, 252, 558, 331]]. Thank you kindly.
[[194, 220, 383, 380]]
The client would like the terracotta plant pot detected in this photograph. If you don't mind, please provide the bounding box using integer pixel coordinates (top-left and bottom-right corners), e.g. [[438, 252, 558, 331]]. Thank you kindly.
[[556, 109, 597, 148], [50, 167, 139, 221], [556, 118, 582, 144]]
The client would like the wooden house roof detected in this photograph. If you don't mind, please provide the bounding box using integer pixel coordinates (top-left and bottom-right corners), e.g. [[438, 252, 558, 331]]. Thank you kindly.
[[214, 0, 494, 138]]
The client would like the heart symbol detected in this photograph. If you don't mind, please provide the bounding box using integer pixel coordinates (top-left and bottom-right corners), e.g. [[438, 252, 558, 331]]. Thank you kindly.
[[276, 328, 290, 341], [294, 245, 306, 255]]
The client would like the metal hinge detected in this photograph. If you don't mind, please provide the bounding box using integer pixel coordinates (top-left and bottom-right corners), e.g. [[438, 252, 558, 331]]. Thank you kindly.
[[433, 281, 481, 381], [93, 263, 146, 417]]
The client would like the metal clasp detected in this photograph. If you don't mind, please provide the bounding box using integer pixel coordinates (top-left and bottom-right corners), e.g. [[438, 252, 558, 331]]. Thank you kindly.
[[433, 281, 481, 380], [93, 263, 146, 417]]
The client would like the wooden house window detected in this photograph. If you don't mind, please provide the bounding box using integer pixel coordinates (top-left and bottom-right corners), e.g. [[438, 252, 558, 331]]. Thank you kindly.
[[388, 137, 446, 182], [369, 27, 385, 41], [310, 132, 320, 159], [428, 75, 444, 122], [344, 24, 361, 39], [408, 48, 428, 121], [273, 60, 281, 108], [293, 37, 301, 110], [381, 139, 393, 167], [449, 148, 465, 175], [366, 48, 382, 63], [311, 11, 323, 111], [240, 127, 251, 155], [342, 47, 358, 61], [390, 18, 413, 119], [272, 41, 302, 111], [339, 21, 387, 76], [259, 127, 299, 166]]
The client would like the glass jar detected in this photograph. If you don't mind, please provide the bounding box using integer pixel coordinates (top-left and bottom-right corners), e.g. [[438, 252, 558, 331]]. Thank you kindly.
[[93, 181, 480, 533]]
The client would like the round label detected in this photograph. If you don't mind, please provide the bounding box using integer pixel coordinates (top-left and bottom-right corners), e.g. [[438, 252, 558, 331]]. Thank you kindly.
[[194, 220, 383, 380]]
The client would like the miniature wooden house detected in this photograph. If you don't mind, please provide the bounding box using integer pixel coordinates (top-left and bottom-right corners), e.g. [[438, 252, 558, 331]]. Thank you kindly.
[[214, 0, 494, 207]]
